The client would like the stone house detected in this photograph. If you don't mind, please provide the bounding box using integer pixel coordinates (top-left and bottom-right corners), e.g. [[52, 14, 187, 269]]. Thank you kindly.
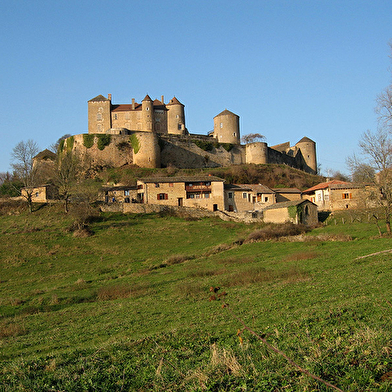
[[136, 176, 225, 211], [273, 188, 302, 202], [21, 184, 58, 203], [224, 184, 276, 212], [102, 185, 138, 203], [263, 199, 318, 226], [302, 180, 366, 211]]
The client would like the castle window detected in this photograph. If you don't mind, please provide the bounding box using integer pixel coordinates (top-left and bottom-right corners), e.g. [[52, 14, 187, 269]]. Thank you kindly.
[[204, 193, 210, 198], [228, 192, 233, 199], [114, 114, 118, 120], [233, 133, 236, 137], [342, 192, 352, 199], [220, 122, 223, 128], [178, 124, 182, 130], [97, 113, 102, 121], [124, 190, 130, 196], [155, 183, 160, 188], [242, 192, 247, 199], [146, 107, 149, 111], [264, 196, 269, 202]]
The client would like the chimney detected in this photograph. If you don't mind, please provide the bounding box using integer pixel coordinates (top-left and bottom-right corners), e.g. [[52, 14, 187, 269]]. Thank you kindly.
[[132, 98, 135, 110], [108, 94, 112, 101], [161, 95, 164, 104]]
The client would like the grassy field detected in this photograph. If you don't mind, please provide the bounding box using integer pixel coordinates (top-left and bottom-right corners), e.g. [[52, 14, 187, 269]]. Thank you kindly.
[[0, 203, 391, 391]]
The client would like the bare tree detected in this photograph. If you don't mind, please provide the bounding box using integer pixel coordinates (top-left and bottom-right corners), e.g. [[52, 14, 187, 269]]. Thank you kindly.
[[347, 129, 392, 233], [11, 140, 40, 212], [376, 85, 392, 130], [241, 133, 265, 144], [50, 134, 72, 153], [53, 152, 80, 213]]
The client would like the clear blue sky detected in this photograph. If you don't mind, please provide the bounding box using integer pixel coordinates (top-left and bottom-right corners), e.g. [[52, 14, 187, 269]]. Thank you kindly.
[[1, 0, 391, 177]]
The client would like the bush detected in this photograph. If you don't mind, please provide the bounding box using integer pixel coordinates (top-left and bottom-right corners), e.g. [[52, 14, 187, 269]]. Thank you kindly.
[[83, 134, 95, 149], [97, 134, 111, 150], [66, 136, 74, 152], [245, 223, 309, 243], [129, 134, 140, 154]]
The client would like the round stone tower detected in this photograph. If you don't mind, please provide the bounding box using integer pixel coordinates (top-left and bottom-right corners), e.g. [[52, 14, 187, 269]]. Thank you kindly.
[[141, 95, 154, 132], [132, 131, 161, 168], [245, 142, 268, 164], [213, 109, 240, 144], [166, 96, 186, 135], [295, 137, 317, 174]]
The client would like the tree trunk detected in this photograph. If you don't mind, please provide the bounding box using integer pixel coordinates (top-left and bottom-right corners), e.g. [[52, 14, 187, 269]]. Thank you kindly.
[[386, 220, 391, 233]]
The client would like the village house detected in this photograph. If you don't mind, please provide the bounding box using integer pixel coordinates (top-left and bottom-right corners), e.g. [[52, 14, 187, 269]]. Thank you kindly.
[[21, 184, 58, 203], [102, 185, 138, 203], [136, 176, 225, 211], [224, 184, 276, 212], [273, 188, 302, 202], [263, 199, 318, 226], [302, 180, 366, 211]]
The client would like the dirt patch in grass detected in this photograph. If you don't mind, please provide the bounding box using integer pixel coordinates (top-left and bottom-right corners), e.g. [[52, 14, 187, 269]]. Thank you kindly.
[[96, 282, 151, 301], [286, 251, 320, 261], [0, 319, 27, 338], [223, 266, 309, 287]]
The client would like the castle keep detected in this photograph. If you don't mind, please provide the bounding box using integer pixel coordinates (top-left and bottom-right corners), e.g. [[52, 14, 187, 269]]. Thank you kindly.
[[64, 94, 317, 174]]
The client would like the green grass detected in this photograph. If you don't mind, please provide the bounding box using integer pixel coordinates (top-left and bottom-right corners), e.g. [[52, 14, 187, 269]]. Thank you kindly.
[[0, 204, 392, 390]]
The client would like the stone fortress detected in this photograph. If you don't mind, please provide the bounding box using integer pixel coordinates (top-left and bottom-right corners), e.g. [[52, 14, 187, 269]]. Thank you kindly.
[[63, 94, 317, 174]]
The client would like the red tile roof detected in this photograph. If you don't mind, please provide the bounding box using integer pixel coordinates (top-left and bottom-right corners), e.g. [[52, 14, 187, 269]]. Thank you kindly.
[[302, 180, 350, 194]]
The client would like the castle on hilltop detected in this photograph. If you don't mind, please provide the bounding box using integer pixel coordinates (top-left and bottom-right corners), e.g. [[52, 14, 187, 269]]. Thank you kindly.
[[62, 94, 317, 174]]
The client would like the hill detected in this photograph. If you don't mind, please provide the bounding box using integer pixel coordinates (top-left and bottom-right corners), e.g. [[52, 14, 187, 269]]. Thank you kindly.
[[0, 205, 391, 390]]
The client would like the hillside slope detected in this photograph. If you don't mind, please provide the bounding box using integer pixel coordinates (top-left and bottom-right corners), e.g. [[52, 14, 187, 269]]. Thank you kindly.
[[0, 206, 391, 390]]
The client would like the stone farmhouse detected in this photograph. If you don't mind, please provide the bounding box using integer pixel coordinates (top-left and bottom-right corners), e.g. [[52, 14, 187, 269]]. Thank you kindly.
[[302, 180, 367, 211], [61, 94, 317, 174], [263, 200, 318, 226], [101, 176, 316, 224]]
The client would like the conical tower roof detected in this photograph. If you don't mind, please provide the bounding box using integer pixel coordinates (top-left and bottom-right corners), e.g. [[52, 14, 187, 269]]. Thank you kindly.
[[142, 94, 153, 102], [167, 96, 184, 106], [297, 136, 315, 144], [214, 109, 238, 118]]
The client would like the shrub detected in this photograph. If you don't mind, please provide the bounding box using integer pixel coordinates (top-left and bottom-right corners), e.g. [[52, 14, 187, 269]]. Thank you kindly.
[[97, 134, 111, 150], [66, 136, 74, 152], [192, 139, 215, 151], [164, 254, 194, 266], [220, 143, 234, 152], [245, 223, 309, 243], [83, 134, 95, 149], [58, 138, 65, 152], [129, 134, 140, 154], [117, 141, 131, 151]]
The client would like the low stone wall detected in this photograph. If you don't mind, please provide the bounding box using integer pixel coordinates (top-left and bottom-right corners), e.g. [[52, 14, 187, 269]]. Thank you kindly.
[[100, 202, 264, 223]]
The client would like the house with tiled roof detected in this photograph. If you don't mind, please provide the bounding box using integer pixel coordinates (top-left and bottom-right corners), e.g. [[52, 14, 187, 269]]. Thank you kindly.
[[224, 183, 276, 212], [136, 176, 225, 211], [302, 180, 367, 211]]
